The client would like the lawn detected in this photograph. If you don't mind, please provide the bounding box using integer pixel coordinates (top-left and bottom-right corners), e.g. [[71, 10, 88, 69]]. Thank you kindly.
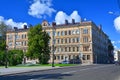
[[0, 64, 79, 68]]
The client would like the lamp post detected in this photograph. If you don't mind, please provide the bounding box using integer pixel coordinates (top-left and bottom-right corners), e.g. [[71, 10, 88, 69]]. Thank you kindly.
[[79, 44, 83, 64], [5, 45, 8, 68], [52, 23, 56, 67]]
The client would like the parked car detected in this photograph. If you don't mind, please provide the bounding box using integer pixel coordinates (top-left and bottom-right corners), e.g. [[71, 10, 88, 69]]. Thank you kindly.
[[115, 61, 120, 65], [61, 61, 69, 64], [69, 59, 81, 64]]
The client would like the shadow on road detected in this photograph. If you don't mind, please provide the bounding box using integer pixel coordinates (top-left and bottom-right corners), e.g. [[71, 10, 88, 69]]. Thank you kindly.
[[0, 73, 72, 80]]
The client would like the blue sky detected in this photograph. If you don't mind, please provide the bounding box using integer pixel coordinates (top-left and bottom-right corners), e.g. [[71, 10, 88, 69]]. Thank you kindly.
[[0, 0, 120, 49]]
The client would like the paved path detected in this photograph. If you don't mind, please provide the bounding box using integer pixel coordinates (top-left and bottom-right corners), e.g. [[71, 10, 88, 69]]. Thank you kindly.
[[0, 63, 91, 76], [0, 66, 59, 75]]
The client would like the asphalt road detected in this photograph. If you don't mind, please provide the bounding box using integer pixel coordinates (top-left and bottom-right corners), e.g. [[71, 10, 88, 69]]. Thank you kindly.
[[0, 64, 120, 80]]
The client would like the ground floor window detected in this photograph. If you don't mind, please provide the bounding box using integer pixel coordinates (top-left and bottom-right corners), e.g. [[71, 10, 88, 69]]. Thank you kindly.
[[87, 55, 90, 60]]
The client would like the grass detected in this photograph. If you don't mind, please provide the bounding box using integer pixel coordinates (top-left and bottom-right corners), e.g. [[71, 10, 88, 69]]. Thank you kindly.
[[41, 64, 78, 67], [0, 64, 79, 68]]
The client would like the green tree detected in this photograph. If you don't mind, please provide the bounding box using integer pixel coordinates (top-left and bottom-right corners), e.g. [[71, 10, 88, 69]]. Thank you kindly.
[[108, 39, 114, 63], [0, 22, 10, 66], [8, 50, 24, 66], [27, 24, 50, 64], [0, 22, 11, 39]]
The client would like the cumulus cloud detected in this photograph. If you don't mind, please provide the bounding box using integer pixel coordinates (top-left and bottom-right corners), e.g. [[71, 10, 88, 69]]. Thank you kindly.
[[55, 11, 81, 24], [112, 40, 120, 50], [28, 0, 56, 18], [0, 16, 27, 28], [114, 16, 120, 32]]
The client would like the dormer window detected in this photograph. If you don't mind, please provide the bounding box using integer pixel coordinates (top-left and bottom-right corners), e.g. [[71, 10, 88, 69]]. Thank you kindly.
[[42, 20, 49, 27]]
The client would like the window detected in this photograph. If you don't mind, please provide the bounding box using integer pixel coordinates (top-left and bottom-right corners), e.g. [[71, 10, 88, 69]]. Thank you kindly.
[[53, 31, 56, 36], [72, 30, 76, 35], [69, 55, 71, 60], [61, 39, 63, 44], [21, 34, 26, 39], [65, 47, 67, 52], [61, 48, 63, 52], [68, 30, 71, 35], [83, 46, 89, 51], [61, 31, 64, 36], [25, 34, 26, 39], [16, 42, 21, 46], [76, 37, 80, 43], [69, 47, 71, 52], [83, 28, 88, 34], [83, 36, 88, 43], [54, 56, 56, 60], [76, 30, 80, 34], [65, 38, 67, 43], [72, 38, 75, 43], [87, 55, 90, 60], [16, 35, 20, 39], [69, 38, 71, 43], [77, 47, 79, 51], [82, 55, 86, 60], [8, 42, 12, 46], [57, 31, 60, 36], [65, 31, 67, 35], [22, 34, 23, 39], [61, 56, 63, 60], [57, 39, 60, 43]]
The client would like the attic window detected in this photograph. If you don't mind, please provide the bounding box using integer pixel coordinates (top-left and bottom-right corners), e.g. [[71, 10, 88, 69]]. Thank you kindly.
[[43, 23, 47, 26]]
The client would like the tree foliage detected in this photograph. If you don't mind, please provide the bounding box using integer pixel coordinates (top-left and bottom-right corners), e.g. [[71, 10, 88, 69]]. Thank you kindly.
[[0, 22, 10, 66], [8, 50, 24, 66], [27, 24, 50, 64], [108, 39, 114, 51]]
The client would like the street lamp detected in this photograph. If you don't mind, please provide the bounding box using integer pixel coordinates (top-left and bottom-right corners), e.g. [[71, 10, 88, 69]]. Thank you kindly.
[[79, 44, 83, 64], [5, 45, 8, 68], [52, 22, 56, 67]]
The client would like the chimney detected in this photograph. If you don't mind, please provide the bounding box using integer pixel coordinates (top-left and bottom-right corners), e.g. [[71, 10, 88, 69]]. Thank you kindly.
[[23, 25, 27, 29], [52, 22, 56, 27], [14, 27, 18, 30], [98, 24, 102, 30], [65, 19, 68, 25], [72, 19, 75, 24]]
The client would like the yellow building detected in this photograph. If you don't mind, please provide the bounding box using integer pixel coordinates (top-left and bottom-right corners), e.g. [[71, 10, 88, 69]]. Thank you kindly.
[[6, 20, 109, 64], [42, 19, 109, 64]]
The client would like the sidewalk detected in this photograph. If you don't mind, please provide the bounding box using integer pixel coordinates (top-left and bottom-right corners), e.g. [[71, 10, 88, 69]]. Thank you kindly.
[[0, 63, 92, 76], [0, 66, 60, 76]]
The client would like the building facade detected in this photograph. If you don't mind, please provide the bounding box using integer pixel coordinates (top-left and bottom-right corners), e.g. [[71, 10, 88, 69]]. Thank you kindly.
[[114, 50, 120, 62], [6, 20, 109, 64], [42, 20, 109, 64]]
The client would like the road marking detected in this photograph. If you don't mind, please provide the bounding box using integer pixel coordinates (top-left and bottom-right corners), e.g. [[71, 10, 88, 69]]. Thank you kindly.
[[62, 65, 113, 74]]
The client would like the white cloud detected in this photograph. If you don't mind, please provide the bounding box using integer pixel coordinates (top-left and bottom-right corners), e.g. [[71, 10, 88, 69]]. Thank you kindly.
[[0, 16, 27, 29], [28, 0, 56, 18], [112, 41, 115, 44], [55, 11, 81, 24], [114, 16, 120, 32], [112, 40, 120, 50]]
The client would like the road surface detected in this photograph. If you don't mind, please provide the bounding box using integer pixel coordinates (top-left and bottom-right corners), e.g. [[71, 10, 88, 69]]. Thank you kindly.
[[0, 64, 120, 80]]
